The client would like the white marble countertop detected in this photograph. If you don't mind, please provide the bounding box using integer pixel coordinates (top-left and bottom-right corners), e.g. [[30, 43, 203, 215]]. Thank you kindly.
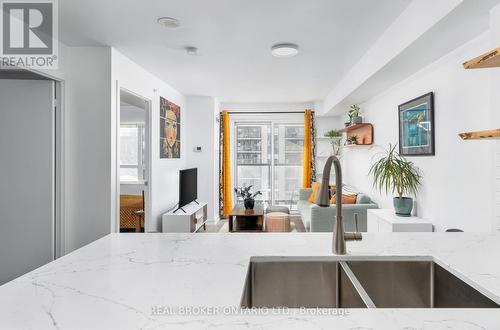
[[1, 232, 500, 329]]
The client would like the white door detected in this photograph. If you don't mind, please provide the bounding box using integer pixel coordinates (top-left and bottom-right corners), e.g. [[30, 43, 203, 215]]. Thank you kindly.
[[0, 79, 56, 284]]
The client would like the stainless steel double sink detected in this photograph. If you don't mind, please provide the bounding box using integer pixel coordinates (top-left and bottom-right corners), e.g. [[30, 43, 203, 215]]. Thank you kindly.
[[240, 257, 500, 308]]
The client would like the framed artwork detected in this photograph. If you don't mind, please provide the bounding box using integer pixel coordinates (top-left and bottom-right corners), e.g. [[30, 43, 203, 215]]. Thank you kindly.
[[398, 92, 435, 156], [160, 96, 180, 159]]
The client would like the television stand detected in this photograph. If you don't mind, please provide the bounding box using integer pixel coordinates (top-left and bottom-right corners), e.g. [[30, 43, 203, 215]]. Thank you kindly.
[[162, 201, 208, 233], [172, 206, 186, 214]]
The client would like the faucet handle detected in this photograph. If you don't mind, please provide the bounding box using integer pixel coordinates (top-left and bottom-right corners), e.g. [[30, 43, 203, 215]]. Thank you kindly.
[[344, 213, 362, 241]]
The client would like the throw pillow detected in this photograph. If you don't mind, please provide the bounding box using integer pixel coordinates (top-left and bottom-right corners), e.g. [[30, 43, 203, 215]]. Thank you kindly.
[[308, 183, 336, 203], [356, 193, 371, 204], [308, 182, 321, 203], [330, 193, 357, 204]]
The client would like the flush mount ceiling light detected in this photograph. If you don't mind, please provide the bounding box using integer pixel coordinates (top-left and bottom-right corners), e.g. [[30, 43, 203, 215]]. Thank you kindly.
[[185, 46, 198, 55], [157, 17, 180, 28], [271, 43, 299, 58]]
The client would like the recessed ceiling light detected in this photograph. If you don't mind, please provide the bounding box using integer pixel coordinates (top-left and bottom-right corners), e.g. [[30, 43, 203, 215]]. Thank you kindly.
[[157, 17, 180, 28], [271, 43, 299, 58], [185, 46, 198, 55]]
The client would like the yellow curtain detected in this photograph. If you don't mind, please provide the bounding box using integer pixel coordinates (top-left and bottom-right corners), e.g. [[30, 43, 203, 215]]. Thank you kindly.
[[221, 111, 233, 216], [302, 109, 312, 188]]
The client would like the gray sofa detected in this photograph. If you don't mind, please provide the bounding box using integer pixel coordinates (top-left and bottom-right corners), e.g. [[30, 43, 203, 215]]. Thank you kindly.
[[297, 188, 378, 232]]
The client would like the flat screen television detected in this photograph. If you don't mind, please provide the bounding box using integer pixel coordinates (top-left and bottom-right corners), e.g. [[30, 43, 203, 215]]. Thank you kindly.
[[178, 168, 197, 209]]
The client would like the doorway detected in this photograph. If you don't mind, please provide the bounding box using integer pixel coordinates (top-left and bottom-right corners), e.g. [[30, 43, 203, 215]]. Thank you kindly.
[[118, 89, 151, 232], [0, 69, 62, 284]]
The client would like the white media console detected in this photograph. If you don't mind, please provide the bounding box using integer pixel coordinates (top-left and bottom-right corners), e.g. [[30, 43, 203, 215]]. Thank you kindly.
[[162, 201, 208, 233]]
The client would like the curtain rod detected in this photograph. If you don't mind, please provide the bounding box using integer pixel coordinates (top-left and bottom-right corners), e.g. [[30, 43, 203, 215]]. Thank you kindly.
[[222, 111, 309, 114]]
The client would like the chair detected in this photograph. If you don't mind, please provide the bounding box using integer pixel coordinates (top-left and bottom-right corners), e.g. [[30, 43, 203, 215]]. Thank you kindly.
[[134, 190, 145, 232], [120, 193, 144, 232]]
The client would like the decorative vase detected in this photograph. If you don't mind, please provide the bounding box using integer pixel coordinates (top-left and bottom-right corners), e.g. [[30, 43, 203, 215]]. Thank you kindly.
[[393, 197, 413, 217], [244, 198, 255, 210], [351, 116, 363, 124]]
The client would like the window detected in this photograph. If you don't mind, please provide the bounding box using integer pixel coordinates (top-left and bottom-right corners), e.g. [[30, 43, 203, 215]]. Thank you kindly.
[[234, 116, 304, 210], [236, 124, 272, 203], [120, 124, 145, 182], [273, 124, 304, 207]]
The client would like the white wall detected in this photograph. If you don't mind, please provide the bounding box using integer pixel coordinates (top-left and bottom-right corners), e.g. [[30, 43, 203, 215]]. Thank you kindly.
[[37, 45, 113, 253], [111, 49, 186, 232], [185, 96, 220, 223], [63, 47, 113, 251], [221, 102, 314, 113], [341, 33, 494, 232], [315, 115, 340, 180], [490, 4, 500, 230]]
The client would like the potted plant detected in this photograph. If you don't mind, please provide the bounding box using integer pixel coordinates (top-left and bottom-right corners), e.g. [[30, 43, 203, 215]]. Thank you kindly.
[[369, 144, 422, 216], [324, 130, 342, 155], [234, 185, 262, 210], [347, 135, 358, 145], [348, 104, 362, 124]]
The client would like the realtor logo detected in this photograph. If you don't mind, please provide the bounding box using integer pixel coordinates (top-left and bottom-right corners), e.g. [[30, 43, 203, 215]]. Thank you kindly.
[[1, 0, 58, 68]]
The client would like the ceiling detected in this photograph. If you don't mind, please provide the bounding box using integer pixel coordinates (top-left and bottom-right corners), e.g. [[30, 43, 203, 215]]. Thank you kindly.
[[59, 0, 411, 103]]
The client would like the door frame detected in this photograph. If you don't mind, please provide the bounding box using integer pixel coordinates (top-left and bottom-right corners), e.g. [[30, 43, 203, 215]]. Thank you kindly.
[[115, 87, 153, 233], [20, 68, 65, 258]]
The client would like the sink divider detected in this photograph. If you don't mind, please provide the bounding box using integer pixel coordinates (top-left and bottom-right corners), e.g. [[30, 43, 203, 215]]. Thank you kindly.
[[339, 261, 376, 308]]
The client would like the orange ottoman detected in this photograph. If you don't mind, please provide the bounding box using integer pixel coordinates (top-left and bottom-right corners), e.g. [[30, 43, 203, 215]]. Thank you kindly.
[[266, 212, 290, 232]]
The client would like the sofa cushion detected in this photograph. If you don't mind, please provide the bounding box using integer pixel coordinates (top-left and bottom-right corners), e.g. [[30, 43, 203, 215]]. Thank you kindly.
[[330, 193, 357, 204], [308, 182, 337, 203], [356, 193, 371, 204], [296, 200, 313, 230]]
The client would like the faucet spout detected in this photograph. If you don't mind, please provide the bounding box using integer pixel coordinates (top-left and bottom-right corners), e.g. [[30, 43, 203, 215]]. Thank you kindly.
[[314, 155, 361, 255]]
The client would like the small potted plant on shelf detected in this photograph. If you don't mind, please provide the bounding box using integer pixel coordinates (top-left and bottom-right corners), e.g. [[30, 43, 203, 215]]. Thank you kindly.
[[234, 184, 262, 210], [347, 135, 358, 145], [348, 104, 362, 124], [369, 144, 422, 217], [324, 130, 342, 155]]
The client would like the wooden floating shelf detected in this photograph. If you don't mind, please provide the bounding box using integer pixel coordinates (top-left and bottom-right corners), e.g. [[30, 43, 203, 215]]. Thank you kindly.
[[338, 123, 372, 133], [338, 123, 373, 145], [463, 46, 500, 69], [343, 144, 372, 148], [459, 129, 500, 140]]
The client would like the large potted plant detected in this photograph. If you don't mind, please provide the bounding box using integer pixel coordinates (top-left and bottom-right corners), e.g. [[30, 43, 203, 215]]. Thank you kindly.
[[234, 185, 262, 210], [369, 144, 422, 216]]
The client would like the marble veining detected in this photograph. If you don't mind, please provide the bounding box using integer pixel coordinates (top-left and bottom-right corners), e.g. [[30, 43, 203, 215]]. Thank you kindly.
[[1, 232, 500, 329]]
